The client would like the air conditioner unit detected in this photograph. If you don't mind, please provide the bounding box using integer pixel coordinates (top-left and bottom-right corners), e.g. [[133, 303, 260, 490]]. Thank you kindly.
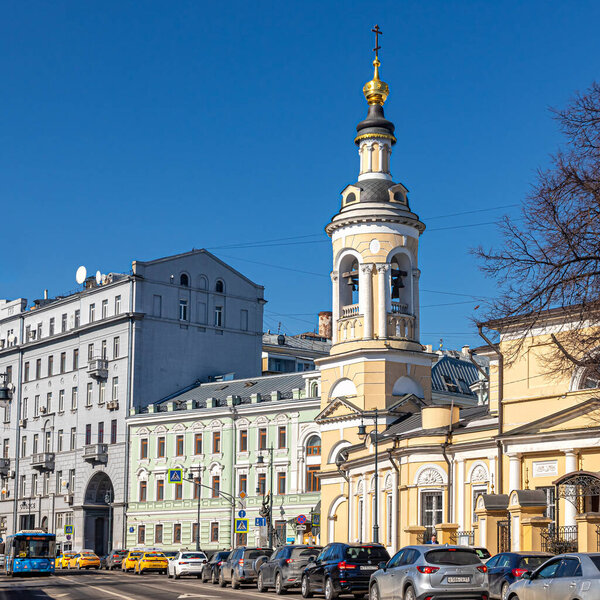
[[64, 493, 74, 505], [39, 407, 47, 414], [18, 419, 26, 428], [7, 470, 15, 479]]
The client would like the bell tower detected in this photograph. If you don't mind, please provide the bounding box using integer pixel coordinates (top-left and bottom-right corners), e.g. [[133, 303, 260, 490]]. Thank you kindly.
[[317, 30, 434, 416]]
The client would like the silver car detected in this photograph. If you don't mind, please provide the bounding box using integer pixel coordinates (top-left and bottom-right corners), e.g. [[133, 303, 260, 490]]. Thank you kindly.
[[369, 545, 488, 600], [506, 553, 600, 600]]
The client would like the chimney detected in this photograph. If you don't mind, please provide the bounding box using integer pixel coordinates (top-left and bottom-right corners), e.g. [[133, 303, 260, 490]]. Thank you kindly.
[[43, 289, 48, 300], [318, 311, 332, 339], [461, 345, 470, 357]]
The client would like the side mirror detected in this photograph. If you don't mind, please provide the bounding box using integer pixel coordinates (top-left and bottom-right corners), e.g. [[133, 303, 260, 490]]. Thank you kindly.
[[378, 561, 387, 571], [522, 571, 532, 580]]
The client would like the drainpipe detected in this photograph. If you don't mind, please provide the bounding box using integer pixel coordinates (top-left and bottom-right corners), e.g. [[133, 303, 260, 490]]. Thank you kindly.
[[478, 324, 504, 494], [123, 276, 135, 548], [12, 314, 25, 535], [442, 399, 454, 523]]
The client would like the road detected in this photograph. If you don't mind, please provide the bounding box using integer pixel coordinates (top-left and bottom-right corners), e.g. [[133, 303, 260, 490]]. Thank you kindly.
[[0, 570, 288, 600]]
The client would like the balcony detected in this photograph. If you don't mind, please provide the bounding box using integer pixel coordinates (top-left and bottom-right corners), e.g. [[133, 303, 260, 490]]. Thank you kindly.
[[31, 453, 55, 471], [82, 443, 108, 464], [391, 301, 409, 314], [87, 358, 108, 380], [0, 458, 9, 477], [341, 303, 360, 317]]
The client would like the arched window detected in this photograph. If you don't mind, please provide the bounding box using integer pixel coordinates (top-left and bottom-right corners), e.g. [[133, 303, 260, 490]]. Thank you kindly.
[[306, 435, 321, 456], [580, 366, 600, 389], [180, 273, 190, 287], [215, 279, 224, 293]]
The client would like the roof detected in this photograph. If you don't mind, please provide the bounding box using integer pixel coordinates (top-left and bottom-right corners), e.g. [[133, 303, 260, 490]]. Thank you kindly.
[[432, 355, 480, 397], [350, 178, 397, 204], [263, 333, 331, 355]]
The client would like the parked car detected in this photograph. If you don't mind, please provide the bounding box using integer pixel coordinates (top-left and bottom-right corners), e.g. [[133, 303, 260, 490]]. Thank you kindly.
[[258, 544, 322, 594], [69, 551, 101, 570], [473, 547, 492, 563], [103, 549, 129, 570], [122, 550, 143, 572], [201, 551, 230, 584], [135, 551, 169, 575], [486, 551, 552, 599], [55, 551, 76, 569], [369, 545, 488, 600], [506, 553, 600, 600], [220, 547, 273, 588], [301, 543, 390, 600], [167, 550, 208, 579]]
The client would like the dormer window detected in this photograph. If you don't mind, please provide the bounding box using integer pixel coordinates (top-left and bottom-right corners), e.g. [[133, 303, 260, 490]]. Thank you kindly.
[[442, 374, 459, 393], [180, 273, 189, 287], [215, 279, 224, 294]]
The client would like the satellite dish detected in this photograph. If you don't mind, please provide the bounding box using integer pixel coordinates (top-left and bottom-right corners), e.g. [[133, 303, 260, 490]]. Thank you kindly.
[[96, 270, 102, 285], [76, 265, 87, 285]]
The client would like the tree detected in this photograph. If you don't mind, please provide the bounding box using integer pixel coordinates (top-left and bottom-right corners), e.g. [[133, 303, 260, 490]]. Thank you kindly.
[[475, 82, 600, 378]]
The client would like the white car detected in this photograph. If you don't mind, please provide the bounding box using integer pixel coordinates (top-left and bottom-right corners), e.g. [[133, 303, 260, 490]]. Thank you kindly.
[[167, 551, 208, 579]]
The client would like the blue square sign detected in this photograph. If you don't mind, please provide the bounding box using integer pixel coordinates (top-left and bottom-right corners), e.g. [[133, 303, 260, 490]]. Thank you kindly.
[[168, 469, 183, 483]]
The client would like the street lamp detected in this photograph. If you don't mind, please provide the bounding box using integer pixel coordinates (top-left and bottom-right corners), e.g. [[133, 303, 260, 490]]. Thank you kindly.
[[358, 408, 380, 544], [104, 490, 113, 552], [257, 445, 274, 547]]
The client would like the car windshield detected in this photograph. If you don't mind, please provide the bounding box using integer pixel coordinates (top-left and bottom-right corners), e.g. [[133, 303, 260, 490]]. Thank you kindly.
[[82, 552, 96, 557], [113, 551, 127, 556], [130, 552, 142, 558], [426, 549, 481, 566], [246, 549, 273, 559], [292, 548, 322, 559], [164, 552, 178, 557], [181, 553, 206, 559], [344, 546, 390, 562], [518, 556, 548, 569]]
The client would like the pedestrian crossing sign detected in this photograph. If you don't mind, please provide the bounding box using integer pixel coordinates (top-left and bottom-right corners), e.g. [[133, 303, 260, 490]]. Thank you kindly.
[[168, 469, 183, 483], [234, 518, 249, 533]]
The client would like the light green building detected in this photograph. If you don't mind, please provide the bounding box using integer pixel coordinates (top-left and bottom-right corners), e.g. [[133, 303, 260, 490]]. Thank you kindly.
[[126, 371, 322, 551]]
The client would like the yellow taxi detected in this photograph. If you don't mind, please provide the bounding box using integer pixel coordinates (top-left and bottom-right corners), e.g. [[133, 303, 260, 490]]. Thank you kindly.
[[55, 551, 76, 569], [122, 550, 143, 572], [135, 551, 169, 575], [69, 550, 101, 570]]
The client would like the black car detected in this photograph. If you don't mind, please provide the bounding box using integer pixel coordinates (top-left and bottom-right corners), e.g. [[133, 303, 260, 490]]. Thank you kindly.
[[258, 545, 322, 594], [219, 547, 273, 588], [201, 551, 230, 584], [301, 543, 390, 600], [486, 551, 553, 599]]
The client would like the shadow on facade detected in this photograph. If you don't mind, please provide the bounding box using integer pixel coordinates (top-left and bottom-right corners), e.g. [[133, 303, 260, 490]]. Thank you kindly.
[[83, 472, 113, 556]]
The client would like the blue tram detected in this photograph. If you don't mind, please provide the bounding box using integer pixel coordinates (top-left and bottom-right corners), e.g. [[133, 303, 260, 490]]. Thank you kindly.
[[5, 531, 56, 576]]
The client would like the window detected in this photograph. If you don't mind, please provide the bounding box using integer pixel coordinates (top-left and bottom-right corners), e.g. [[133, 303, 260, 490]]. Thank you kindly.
[[85, 424, 91, 446], [57, 390, 64, 413], [239, 429, 248, 452], [214, 306, 223, 327], [61, 313, 67, 332], [179, 300, 188, 321], [421, 491, 443, 539], [240, 309, 248, 331], [56, 472, 63, 495], [115, 295, 121, 315], [157, 436, 165, 458], [49, 318, 55, 336], [56, 513, 63, 530], [99, 382, 105, 404], [258, 428, 267, 450], [257, 473, 266, 496], [21, 436, 26, 457], [22, 397, 28, 419], [46, 392, 52, 413], [386, 494, 393, 545], [215, 279, 224, 293], [37, 323, 42, 339], [176, 435, 184, 456], [138, 525, 145, 545], [74, 309, 80, 328], [180, 273, 189, 287], [89, 304, 95, 322], [277, 472, 286, 495], [140, 438, 148, 459], [88, 343, 94, 360], [73, 349, 79, 370], [139, 481, 147, 502], [306, 466, 320, 492], [278, 426, 286, 449], [472, 486, 486, 523], [34, 395, 40, 417], [47, 356, 53, 376], [307, 435, 321, 455], [102, 299, 108, 319], [101, 340, 107, 359], [97, 422, 104, 444], [112, 377, 118, 401], [111, 420, 117, 444], [86, 383, 93, 407], [36, 359, 41, 379], [45, 431, 51, 452], [173, 524, 181, 544], [24, 362, 30, 382], [193, 477, 201, 500], [2, 439, 8, 458], [210, 522, 219, 542], [239, 474, 247, 495], [60, 352, 66, 374], [32, 474, 38, 497], [113, 337, 120, 359], [153, 295, 162, 317], [212, 431, 221, 454], [69, 470, 76, 493], [155, 524, 163, 543], [71, 387, 78, 410], [20, 475, 26, 498], [57, 430, 63, 452], [442, 374, 459, 393], [70, 428, 76, 450], [212, 475, 220, 498]]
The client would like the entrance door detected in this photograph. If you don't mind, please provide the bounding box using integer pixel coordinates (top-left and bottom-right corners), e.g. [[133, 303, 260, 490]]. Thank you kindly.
[[421, 492, 442, 542], [94, 517, 105, 556]]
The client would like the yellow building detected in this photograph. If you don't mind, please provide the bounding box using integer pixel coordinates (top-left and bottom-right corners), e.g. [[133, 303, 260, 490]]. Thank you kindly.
[[317, 45, 600, 557]]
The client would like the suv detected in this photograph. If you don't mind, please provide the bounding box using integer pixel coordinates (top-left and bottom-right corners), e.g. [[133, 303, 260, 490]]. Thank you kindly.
[[258, 545, 322, 594], [302, 543, 390, 600], [220, 547, 273, 588], [369, 545, 488, 600], [104, 549, 128, 570]]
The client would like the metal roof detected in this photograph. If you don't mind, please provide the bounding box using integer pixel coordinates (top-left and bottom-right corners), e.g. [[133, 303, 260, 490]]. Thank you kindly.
[[432, 355, 480, 396]]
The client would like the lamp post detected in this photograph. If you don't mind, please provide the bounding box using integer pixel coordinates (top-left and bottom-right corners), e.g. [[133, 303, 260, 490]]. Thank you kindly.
[[358, 408, 379, 543], [256, 445, 274, 547], [104, 490, 113, 553]]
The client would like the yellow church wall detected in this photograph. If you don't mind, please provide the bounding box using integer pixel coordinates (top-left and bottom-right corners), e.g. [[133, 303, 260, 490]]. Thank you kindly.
[[331, 231, 419, 267]]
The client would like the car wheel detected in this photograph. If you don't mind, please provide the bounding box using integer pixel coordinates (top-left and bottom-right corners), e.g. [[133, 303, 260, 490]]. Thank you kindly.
[[301, 575, 313, 598], [77, 563, 82, 570], [232, 573, 240, 589], [139, 568, 144, 576], [403, 587, 416, 600], [370, 583, 380, 600], [257, 571, 267, 593], [175, 570, 180, 579], [275, 572, 286, 595], [324, 577, 338, 600], [501, 582, 510, 600], [219, 571, 227, 587], [211, 569, 218, 584]]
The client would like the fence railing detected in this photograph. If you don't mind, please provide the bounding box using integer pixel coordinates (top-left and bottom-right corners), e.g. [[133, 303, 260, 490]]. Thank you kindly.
[[541, 525, 578, 554]]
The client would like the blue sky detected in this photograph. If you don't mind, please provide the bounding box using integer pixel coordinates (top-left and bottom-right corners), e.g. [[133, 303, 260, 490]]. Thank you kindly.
[[1, 1, 599, 349]]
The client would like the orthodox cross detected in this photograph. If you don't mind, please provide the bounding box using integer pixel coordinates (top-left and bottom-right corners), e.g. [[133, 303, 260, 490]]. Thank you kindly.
[[372, 24, 383, 59]]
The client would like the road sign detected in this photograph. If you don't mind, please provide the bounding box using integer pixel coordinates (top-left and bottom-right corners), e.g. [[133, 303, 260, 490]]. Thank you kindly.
[[286, 537, 295, 543], [238, 510, 246, 518], [66, 535, 71, 541], [297, 514, 307, 525], [129, 527, 134, 533], [168, 469, 183, 483], [255, 517, 266, 527], [297, 525, 306, 532], [64, 525, 73, 535], [239, 491, 247, 499], [311, 513, 320, 527], [235, 518, 249, 533]]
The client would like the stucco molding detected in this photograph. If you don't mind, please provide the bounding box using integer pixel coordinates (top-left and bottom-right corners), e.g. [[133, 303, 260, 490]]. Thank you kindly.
[[414, 464, 447, 487]]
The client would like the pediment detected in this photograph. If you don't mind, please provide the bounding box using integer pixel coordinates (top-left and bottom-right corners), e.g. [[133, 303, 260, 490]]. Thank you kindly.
[[316, 396, 363, 423]]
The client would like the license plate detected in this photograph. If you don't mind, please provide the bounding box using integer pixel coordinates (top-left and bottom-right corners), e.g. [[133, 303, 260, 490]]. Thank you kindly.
[[447, 576, 470, 583], [361, 566, 378, 570]]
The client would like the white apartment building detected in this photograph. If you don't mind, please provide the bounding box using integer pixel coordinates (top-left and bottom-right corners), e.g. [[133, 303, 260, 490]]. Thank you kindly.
[[0, 249, 264, 554]]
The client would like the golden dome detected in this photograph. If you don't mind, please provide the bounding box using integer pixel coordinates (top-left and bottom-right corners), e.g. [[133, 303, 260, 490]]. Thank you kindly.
[[363, 57, 389, 106]]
